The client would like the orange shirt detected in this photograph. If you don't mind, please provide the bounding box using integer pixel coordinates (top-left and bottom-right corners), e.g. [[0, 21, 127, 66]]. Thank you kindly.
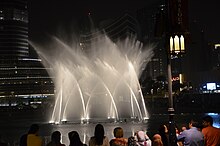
[[202, 126, 220, 146], [110, 138, 128, 146]]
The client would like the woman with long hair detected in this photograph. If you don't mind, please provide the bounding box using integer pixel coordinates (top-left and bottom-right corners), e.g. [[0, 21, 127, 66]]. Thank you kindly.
[[68, 131, 87, 146], [89, 124, 110, 146], [46, 131, 65, 146]]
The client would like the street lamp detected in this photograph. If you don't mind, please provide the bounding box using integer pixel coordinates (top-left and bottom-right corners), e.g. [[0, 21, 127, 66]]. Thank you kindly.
[[164, 0, 187, 145], [167, 34, 185, 146], [166, 39, 176, 146]]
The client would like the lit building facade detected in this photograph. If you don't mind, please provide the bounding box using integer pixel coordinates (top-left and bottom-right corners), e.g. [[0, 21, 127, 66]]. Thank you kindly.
[[0, 0, 54, 108], [0, 0, 28, 59]]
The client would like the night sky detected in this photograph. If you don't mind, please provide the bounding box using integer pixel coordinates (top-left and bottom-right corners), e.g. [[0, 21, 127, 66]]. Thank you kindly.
[[188, 0, 220, 43], [29, 0, 158, 41], [29, 0, 220, 43]]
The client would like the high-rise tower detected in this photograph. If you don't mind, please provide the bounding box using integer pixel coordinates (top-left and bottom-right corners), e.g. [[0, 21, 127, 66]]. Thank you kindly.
[[0, 0, 54, 108], [0, 0, 28, 60]]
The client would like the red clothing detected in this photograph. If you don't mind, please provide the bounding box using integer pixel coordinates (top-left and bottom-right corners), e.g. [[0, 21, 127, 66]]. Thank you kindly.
[[110, 138, 128, 146], [202, 126, 220, 146]]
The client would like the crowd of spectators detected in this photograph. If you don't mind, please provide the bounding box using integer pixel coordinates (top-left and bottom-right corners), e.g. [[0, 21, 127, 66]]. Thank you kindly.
[[0, 115, 219, 146]]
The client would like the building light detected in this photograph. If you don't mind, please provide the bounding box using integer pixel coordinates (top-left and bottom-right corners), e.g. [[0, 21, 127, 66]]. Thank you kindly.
[[179, 74, 184, 84], [169, 35, 185, 55], [214, 44, 220, 49], [180, 35, 185, 51], [174, 35, 180, 52], [170, 37, 173, 52]]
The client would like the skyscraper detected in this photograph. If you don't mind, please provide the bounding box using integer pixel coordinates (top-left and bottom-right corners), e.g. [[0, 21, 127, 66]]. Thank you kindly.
[[0, 0, 28, 60], [0, 0, 54, 108]]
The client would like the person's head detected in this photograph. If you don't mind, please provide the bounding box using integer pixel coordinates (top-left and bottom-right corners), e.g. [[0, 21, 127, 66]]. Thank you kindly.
[[28, 124, 39, 134], [181, 126, 187, 131], [136, 131, 146, 142], [69, 131, 83, 146], [180, 124, 187, 132], [202, 115, 213, 127], [113, 127, 124, 138], [68, 131, 74, 141], [95, 124, 104, 136], [152, 134, 163, 146], [153, 134, 161, 140], [189, 119, 199, 128], [51, 131, 61, 143], [94, 124, 105, 145]]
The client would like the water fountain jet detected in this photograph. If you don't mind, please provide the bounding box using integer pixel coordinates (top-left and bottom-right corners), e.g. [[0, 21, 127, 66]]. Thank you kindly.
[[32, 34, 154, 124]]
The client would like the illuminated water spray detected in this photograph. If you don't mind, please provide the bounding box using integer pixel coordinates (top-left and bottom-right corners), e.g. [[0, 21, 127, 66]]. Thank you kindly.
[[32, 34, 154, 124]]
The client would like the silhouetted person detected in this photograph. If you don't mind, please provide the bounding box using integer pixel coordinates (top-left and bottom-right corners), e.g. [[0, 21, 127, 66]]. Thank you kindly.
[[89, 124, 109, 146], [158, 124, 169, 146], [46, 131, 65, 146], [68, 131, 87, 146], [202, 115, 220, 146], [20, 124, 42, 146], [23, 124, 43, 146], [20, 132, 28, 146]]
